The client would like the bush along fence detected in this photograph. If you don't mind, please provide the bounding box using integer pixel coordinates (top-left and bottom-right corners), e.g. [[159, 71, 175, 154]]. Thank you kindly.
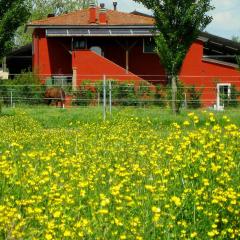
[[1, 73, 240, 112], [0, 72, 46, 106], [62, 80, 205, 110]]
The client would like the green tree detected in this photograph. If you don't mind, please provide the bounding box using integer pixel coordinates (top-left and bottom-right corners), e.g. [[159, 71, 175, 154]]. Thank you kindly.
[[237, 55, 240, 71], [0, 0, 29, 58], [133, 0, 213, 113], [232, 36, 240, 43], [15, 0, 92, 46]]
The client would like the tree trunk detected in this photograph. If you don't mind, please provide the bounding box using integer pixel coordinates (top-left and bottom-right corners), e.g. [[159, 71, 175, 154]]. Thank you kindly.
[[171, 75, 178, 114], [0, 102, 2, 115]]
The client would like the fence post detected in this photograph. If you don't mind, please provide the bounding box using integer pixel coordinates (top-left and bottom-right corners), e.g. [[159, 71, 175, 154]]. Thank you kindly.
[[109, 80, 112, 115], [10, 90, 13, 108], [103, 75, 107, 121], [72, 67, 77, 91], [97, 92, 100, 107], [184, 93, 188, 109]]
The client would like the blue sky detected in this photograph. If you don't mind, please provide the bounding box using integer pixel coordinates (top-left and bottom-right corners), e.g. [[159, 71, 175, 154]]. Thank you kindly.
[[103, 0, 240, 40]]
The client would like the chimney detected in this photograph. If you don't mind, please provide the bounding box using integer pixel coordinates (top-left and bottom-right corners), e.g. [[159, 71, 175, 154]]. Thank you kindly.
[[89, 2, 97, 24], [99, 3, 107, 25], [113, 0, 117, 11]]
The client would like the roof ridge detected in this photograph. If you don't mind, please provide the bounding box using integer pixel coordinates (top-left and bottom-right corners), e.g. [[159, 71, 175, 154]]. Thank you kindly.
[[28, 7, 155, 27]]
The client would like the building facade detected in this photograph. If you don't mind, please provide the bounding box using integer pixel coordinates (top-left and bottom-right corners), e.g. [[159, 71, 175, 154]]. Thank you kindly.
[[27, 3, 240, 108]]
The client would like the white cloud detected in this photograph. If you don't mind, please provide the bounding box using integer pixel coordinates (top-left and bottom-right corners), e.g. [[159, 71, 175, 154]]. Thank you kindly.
[[206, 0, 240, 39], [104, 0, 151, 13]]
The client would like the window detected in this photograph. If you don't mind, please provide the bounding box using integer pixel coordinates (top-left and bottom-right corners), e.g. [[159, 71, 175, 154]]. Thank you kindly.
[[143, 38, 156, 53], [49, 75, 72, 87], [72, 39, 87, 50], [90, 46, 103, 56]]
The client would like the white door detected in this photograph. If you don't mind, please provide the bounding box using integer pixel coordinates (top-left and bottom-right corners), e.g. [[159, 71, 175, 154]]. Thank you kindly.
[[216, 83, 231, 110]]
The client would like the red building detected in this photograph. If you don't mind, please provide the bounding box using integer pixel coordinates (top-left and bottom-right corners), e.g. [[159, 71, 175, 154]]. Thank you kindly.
[[27, 3, 240, 108]]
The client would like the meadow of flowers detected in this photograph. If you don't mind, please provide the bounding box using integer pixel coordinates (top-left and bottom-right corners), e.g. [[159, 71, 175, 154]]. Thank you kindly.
[[0, 110, 239, 239]]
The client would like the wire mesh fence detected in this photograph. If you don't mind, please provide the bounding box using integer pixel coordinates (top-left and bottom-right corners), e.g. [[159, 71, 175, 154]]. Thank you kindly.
[[1, 73, 240, 118]]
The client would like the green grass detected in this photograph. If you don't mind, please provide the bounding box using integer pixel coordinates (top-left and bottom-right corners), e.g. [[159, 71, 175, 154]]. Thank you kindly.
[[2, 105, 240, 129], [0, 107, 239, 239]]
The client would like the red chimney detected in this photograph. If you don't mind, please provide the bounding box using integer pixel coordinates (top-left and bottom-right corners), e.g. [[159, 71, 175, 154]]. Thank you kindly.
[[89, 2, 97, 24], [99, 3, 107, 25]]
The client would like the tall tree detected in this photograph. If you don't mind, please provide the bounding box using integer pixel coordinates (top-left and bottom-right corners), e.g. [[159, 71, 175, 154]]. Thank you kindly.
[[29, 0, 91, 18], [133, 0, 214, 113], [15, 0, 92, 46], [232, 36, 240, 43], [0, 0, 29, 58]]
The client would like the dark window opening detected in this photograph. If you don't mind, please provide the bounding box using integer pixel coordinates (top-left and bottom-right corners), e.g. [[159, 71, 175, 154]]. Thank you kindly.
[[73, 39, 87, 50], [203, 41, 239, 65], [143, 38, 156, 53]]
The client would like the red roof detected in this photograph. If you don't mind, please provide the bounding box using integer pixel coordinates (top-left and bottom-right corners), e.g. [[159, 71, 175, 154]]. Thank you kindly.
[[29, 8, 155, 26]]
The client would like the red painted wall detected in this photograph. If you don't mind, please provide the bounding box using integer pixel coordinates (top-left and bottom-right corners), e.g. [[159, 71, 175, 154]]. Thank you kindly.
[[129, 43, 166, 84], [180, 41, 240, 106], [86, 37, 166, 83], [72, 50, 143, 84], [33, 31, 240, 107], [33, 29, 72, 81]]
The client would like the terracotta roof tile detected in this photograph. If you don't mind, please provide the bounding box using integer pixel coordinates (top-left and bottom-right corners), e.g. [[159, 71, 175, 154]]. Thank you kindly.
[[29, 8, 155, 26]]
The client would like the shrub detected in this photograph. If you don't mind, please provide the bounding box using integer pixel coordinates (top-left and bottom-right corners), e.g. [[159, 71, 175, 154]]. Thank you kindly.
[[73, 80, 95, 106], [109, 80, 120, 105], [0, 71, 45, 105], [154, 84, 167, 107], [136, 81, 154, 107], [94, 80, 106, 105], [117, 82, 138, 106], [96, 81, 138, 106], [186, 85, 202, 109], [166, 80, 185, 110]]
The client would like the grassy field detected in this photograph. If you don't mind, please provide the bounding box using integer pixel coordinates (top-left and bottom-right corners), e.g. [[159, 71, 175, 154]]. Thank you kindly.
[[2, 106, 240, 128], [0, 106, 239, 239]]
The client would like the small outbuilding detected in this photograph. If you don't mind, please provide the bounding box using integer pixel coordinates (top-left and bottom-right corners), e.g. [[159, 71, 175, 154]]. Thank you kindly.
[[4, 44, 32, 78]]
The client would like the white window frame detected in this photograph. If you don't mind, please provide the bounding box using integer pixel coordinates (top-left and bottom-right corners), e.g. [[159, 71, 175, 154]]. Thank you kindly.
[[216, 83, 231, 111]]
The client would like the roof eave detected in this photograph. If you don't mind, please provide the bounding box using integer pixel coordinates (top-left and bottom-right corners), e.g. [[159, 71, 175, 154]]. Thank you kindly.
[[197, 36, 208, 43], [202, 57, 239, 68], [27, 24, 155, 29]]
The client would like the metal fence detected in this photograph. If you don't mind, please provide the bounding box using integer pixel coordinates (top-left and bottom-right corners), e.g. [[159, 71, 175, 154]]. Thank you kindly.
[[1, 73, 240, 119]]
